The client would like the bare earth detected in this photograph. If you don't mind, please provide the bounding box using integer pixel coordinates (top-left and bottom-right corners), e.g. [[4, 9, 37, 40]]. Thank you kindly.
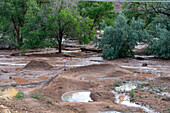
[[0, 48, 169, 113]]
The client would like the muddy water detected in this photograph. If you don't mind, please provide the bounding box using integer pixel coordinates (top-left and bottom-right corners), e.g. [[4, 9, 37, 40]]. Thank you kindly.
[[61, 90, 93, 102], [111, 90, 158, 113], [115, 82, 137, 92], [111, 82, 159, 113]]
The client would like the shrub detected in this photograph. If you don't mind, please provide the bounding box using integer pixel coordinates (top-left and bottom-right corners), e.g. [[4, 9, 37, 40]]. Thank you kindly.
[[130, 89, 134, 97], [16, 91, 24, 99], [147, 15, 170, 59], [114, 81, 121, 87], [47, 99, 53, 104], [99, 14, 151, 59], [32, 91, 41, 100]]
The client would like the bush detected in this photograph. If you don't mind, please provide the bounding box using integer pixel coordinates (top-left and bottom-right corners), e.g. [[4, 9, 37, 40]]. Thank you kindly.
[[32, 91, 42, 100], [147, 16, 170, 59], [47, 99, 53, 104], [99, 14, 151, 59], [130, 89, 134, 97], [16, 91, 24, 99]]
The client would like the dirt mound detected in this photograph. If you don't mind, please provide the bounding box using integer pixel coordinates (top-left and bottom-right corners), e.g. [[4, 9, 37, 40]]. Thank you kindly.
[[24, 60, 53, 70], [90, 91, 115, 102], [36, 76, 98, 101]]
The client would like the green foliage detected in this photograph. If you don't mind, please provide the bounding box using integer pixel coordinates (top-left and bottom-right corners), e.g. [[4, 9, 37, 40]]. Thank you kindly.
[[78, 1, 115, 29], [32, 91, 42, 99], [147, 15, 170, 59], [99, 14, 151, 59], [130, 89, 134, 97], [46, 0, 94, 53], [149, 90, 154, 94], [16, 91, 24, 99], [122, 3, 156, 26], [0, 0, 27, 47], [114, 81, 121, 87], [21, 48, 26, 56], [47, 99, 53, 104], [144, 83, 150, 86]]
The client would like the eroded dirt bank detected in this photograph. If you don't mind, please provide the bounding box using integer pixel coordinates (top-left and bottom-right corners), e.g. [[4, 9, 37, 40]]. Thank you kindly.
[[0, 49, 169, 113]]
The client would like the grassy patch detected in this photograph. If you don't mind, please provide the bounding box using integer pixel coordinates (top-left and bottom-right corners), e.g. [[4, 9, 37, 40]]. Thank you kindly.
[[114, 81, 121, 87], [32, 91, 42, 100], [149, 91, 154, 94], [130, 89, 134, 97], [16, 91, 24, 99], [47, 99, 53, 104]]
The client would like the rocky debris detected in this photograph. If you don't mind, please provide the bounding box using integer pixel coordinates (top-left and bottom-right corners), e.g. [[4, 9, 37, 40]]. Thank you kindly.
[[23, 60, 53, 70]]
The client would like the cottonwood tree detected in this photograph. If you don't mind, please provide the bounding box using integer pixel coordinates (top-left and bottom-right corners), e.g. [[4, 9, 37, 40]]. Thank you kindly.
[[123, 2, 170, 25], [21, 0, 51, 49], [78, 1, 115, 30], [0, 0, 27, 47], [46, 0, 94, 53]]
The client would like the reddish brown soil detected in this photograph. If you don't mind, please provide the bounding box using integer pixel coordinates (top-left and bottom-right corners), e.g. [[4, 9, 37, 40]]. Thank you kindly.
[[0, 80, 10, 83], [13, 76, 49, 84], [134, 89, 170, 113], [24, 60, 53, 70], [136, 74, 157, 78], [0, 49, 170, 113]]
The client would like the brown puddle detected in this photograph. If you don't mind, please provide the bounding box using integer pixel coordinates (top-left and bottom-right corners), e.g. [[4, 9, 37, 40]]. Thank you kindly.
[[13, 76, 49, 84], [136, 74, 157, 78]]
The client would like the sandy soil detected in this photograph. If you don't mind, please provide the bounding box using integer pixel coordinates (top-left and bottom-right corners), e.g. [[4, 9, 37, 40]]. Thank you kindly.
[[0, 48, 169, 113]]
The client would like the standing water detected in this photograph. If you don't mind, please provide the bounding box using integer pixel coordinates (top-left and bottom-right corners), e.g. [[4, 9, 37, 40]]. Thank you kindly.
[[61, 90, 93, 102], [111, 82, 159, 113]]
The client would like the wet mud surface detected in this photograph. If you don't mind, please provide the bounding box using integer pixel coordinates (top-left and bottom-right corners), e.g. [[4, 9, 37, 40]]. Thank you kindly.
[[0, 48, 169, 113]]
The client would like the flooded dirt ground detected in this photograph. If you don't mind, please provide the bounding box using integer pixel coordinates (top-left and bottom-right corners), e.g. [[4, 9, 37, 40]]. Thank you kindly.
[[0, 48, 169, 113]]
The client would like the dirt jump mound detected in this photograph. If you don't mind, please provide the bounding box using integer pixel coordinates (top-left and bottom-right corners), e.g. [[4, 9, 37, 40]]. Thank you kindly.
[[24, 60, 53, 70]]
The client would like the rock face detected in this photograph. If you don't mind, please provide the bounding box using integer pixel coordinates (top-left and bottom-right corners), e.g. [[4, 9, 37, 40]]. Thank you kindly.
[[24, 60, 53, 70]]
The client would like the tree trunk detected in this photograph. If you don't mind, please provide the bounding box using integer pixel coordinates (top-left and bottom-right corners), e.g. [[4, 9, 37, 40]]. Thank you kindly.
[[58, 40, 62, 53], [58, 28, 63, 53]]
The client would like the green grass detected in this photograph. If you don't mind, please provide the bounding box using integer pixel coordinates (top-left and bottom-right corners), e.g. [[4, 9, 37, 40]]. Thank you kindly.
[[149, 91, 154, 94], [59, 86, 63, 89], [130, 89, 134, 97], [32, 91, 42, 100], [144, 83, 150, 86], [16, 91, 24, 99], [114, 81, 121, 87], [47, 99, 53, 104]]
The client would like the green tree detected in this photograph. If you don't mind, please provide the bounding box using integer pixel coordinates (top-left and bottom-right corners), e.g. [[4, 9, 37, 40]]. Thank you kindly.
[[0, 0, 27, 48], [147, 15, 170, 59], [99, 14, 151, 59], [122, 2, 170, 26], [46, 0, 94, 53], [78, 1, 115, 30], [21, 0, 53, 49]]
